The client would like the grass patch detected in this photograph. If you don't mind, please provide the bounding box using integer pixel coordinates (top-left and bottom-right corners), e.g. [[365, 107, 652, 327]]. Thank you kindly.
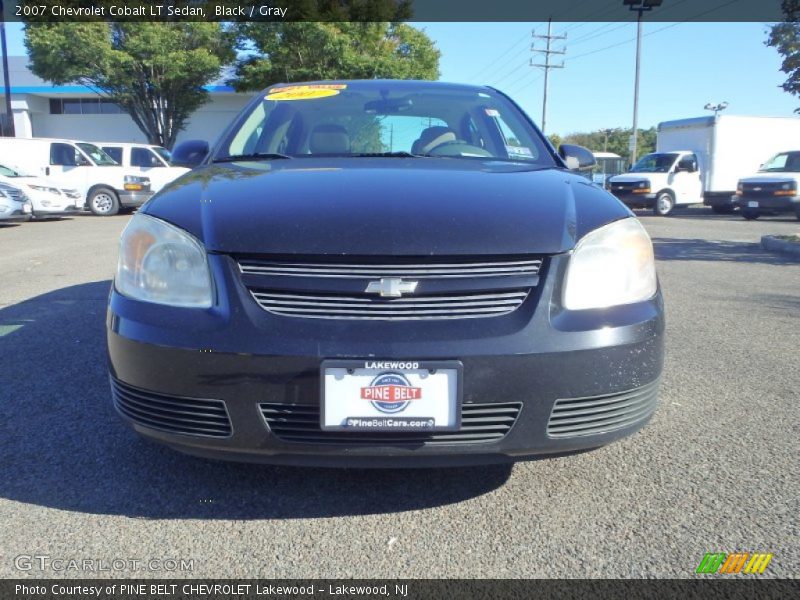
[[774, 235, 800, 243]]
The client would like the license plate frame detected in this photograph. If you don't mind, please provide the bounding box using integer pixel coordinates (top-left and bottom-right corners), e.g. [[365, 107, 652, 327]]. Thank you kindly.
[[748, 200, 759, 208], [320, 359, 463, 432]]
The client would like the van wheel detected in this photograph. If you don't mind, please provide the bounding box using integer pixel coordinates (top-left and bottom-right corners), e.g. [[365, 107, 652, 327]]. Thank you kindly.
[[712, 205, 734, 214], [88, 188, 120, 216], [741, 209, 760, 220], [653, 192, 675, 216]]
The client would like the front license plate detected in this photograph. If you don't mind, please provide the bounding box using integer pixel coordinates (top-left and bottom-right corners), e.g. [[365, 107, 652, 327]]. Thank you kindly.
[[748, 201, 759, 208], [321, 360, 462, 432]]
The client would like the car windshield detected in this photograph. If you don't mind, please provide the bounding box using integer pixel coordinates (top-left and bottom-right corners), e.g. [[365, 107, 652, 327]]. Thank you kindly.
[[152, 146, 172, 165], [629, 153, 679, 173], [77, 142, 118, 166], [758, 151, 800, 172], [214, 81, 555, 166], [0, 164, 21, 177]]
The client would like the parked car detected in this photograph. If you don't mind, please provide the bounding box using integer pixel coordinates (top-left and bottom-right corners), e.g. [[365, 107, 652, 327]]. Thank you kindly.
[[108, 79, 664, 467], [611, 115, 800, 215], [0, 138, 152, 216], [0, 163, 80, 218], [735, 150, 800, 220], [96, 142, 189, 193], [0, 181, 32, 223]]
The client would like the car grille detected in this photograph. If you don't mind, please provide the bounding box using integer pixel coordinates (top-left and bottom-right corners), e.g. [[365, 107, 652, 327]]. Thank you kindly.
[[546, 379, 660, 438], [260, 402, 522, 445], [238, 256, 542, 320], [111, 378, 232, 438], [740, 181, 792, 197]]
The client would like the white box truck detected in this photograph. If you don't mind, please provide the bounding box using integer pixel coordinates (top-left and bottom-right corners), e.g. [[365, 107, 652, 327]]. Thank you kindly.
[[0, 138, 153, 216], [608, 115, 800, 215]]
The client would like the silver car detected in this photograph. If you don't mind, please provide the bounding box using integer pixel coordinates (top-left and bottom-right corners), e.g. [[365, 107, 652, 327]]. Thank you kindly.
[[0, 182, 33, 223]]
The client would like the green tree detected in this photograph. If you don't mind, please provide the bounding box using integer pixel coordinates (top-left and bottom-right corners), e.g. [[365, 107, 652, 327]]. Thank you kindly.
[[767, 1, 800, 111], [560, 126, 656, 164], [231, 22, 439, 91], [24, 21, 235, 148]]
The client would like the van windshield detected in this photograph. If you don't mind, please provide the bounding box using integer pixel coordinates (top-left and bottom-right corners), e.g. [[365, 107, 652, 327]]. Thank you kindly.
[[759, 151, 800, 172], [0, 164, 21, 177], [77, 143, 118, 166], [629, 153, 679, 173]]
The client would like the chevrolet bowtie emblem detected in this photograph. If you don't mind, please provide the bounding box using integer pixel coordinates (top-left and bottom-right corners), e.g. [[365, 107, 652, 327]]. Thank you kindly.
[[365, 278, 419, 298]]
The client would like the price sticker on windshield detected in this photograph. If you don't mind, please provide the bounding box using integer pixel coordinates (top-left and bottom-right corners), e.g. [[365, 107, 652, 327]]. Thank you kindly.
[[266, 84, 347, 101]]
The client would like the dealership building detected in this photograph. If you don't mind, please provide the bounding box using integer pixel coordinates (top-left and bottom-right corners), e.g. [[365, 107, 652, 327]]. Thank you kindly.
[[3, 56, 250, 146]]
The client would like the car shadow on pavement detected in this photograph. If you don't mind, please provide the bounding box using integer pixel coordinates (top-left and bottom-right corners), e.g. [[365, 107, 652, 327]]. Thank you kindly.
[[652, 237, 799, 264], [0, 281, 512, 520]]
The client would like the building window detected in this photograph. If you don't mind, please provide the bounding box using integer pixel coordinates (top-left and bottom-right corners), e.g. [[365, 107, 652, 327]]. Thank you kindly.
[[48, 98, 125, 115]]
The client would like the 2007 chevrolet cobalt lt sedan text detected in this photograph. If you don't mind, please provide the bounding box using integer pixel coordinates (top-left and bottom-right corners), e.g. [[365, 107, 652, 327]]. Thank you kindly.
[[107, 80, 664, 467]]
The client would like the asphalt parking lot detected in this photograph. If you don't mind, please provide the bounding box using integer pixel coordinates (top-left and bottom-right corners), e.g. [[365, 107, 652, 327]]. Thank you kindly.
[[0, 208, 797, 579]]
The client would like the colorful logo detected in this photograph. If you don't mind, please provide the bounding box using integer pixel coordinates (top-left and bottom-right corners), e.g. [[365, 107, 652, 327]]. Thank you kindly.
[[696, 552, 773, 574], [360, 372, 422, 414]]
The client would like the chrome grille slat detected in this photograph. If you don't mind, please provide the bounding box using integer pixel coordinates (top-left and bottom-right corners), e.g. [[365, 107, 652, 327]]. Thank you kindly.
[[547, 380, 660, 438], [111, 378, 232, 438], [260, 402, 523, 446], [239, 255, 542, 320], [239, 259, 542, 279]]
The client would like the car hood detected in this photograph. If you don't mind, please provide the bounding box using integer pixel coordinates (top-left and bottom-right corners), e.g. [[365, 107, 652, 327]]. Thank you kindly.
[[740, 173, 800, 183], [144, 158, 631, 256]]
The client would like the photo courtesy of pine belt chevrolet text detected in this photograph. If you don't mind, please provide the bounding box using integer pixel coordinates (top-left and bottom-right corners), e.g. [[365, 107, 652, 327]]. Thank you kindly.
[[106, 80, 665, 467]]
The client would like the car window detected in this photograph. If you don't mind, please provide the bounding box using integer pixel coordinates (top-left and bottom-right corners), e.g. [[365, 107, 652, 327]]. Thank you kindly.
[[216, 83, 554, 165], [0, 164, 20, 177], [50, 143, 83, 166], [131, 147, 162, 167], [76, 143, 117, 166], [102, 147, 123, 164]]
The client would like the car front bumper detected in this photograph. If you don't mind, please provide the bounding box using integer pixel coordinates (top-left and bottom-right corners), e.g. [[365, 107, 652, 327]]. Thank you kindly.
[[735, 194, 800, 212], [107, 253, 665, 467], [117, 190, 154, 208], [611, 192, 657, 208]]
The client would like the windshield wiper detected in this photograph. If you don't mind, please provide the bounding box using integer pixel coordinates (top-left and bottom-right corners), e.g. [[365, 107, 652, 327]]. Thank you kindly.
[[213, 152, 292, 163], [347, 151, 425, 158]]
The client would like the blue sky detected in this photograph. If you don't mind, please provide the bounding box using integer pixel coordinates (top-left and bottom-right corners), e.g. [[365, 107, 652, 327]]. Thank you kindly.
[[4, 21, 796, 135]]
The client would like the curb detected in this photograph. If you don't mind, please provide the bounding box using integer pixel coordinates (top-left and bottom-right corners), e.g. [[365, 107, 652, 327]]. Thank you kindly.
[[761, 235, 800, 258]]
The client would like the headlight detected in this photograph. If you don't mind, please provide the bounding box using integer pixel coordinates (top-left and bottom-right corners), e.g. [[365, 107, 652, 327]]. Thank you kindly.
[[563, 218, 657, 310], [774, 182, 797, 196], [116, 213, 213, 308], [124, 175, 150, 191], [28, 184, 60, 195]]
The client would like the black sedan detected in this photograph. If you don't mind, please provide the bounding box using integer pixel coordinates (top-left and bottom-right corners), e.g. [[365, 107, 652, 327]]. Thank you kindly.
[[107, 80, 664, 467]]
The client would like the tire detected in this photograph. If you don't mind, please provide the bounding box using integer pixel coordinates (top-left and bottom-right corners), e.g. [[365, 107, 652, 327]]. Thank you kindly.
[[653, 192, 675, 216], [741, 209, 760, 221], [88, 187, 120, 216], [711, 205, 735, 214]]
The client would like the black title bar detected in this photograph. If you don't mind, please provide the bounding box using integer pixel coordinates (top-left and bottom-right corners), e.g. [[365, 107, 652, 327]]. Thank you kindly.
[[4, 0, 792, 23]]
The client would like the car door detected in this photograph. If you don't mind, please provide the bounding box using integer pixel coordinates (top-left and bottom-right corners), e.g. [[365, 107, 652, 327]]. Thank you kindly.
[[47, 142, 90, 197], [671, 154, 703, 204]]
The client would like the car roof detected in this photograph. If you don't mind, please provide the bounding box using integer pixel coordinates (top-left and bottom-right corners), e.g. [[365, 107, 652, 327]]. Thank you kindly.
[[262, 79, 497, 95]]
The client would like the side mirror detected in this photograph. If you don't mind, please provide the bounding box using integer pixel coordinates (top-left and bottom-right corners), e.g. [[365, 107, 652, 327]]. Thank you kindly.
[[559, 144, 596, 171], [676, 159, 697, 173], [171, 140, 209, 168]]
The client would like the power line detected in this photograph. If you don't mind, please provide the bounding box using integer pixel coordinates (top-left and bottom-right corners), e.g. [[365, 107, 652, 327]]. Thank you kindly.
[[470, 29, 537, 81], [567, 0, 744, 64]]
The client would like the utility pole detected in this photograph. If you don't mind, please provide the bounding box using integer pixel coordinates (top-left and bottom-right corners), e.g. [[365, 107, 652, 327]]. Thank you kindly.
[[625, 0, 662, 166], [531, 19, 566, 135], [0, 0, 14, 137]]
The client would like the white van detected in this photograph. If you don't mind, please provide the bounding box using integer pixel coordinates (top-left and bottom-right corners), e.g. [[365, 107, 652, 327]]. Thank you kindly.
[[608, 115, 800, 216], [0, 138, 153, 216], [96, 142, 189, 193]]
